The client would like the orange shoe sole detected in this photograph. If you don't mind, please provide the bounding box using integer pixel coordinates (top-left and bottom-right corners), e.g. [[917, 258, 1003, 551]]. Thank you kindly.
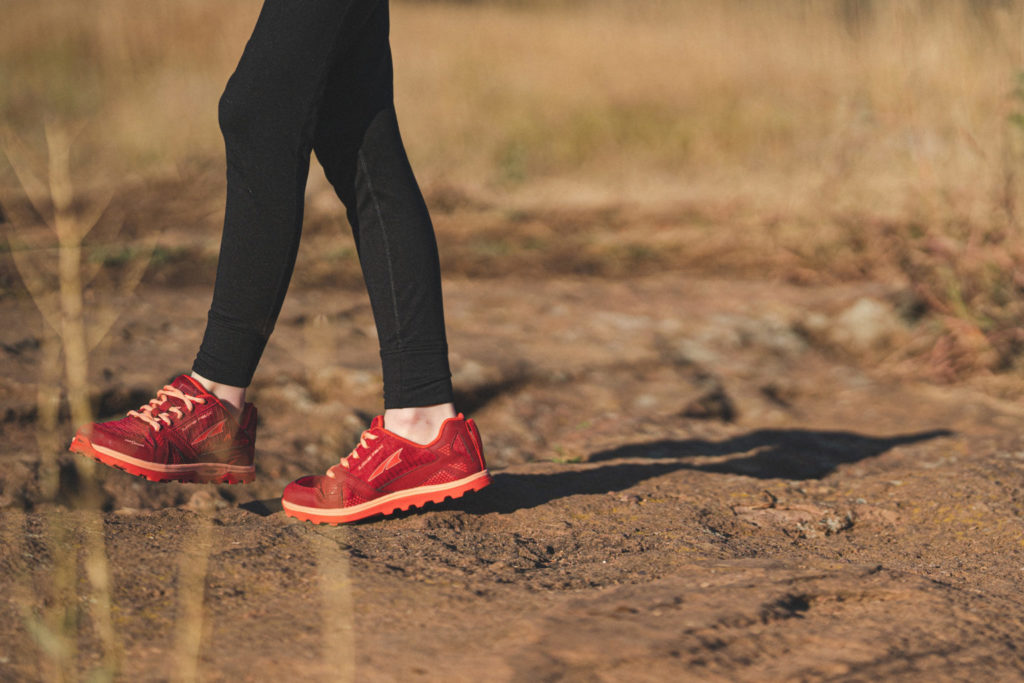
[[282, 470, 492, 525], [69, 434, 255, 484]]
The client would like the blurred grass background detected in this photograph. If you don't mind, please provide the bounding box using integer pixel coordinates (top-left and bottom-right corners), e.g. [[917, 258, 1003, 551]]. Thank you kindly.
[[7, 4, 1024, 678], [3, 0, 1024, 383], [4, 0, 1022, 200]]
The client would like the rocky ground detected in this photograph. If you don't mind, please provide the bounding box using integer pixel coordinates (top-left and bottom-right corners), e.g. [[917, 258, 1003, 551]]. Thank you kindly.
[[2, 175, 1024, 681]]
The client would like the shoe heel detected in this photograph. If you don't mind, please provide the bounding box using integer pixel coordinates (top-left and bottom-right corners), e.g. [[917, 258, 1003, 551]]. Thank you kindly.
[[464, 418, 487, 470]]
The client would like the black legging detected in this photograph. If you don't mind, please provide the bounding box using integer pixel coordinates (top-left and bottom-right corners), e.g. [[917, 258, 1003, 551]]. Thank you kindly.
[[191, 0, 453, 409]]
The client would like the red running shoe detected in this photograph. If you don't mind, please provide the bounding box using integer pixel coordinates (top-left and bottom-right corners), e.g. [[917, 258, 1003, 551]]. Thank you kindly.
[[282, 414, 491, 524], [68, 375, 257, 484]]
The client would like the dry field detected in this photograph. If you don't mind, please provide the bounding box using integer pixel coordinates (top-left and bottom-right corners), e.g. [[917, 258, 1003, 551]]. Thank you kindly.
[[2, 1, 1024, 681]]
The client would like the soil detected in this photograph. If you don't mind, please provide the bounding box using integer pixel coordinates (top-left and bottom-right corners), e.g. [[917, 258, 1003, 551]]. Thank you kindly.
[[1, 172, 1024, 681]]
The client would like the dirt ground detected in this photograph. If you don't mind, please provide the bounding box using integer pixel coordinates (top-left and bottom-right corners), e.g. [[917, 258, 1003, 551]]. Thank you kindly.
[[2, 172, 1024, 681]]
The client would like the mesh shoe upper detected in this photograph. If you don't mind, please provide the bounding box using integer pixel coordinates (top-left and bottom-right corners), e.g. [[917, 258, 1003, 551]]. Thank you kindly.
[[282, 414, 486, 511]]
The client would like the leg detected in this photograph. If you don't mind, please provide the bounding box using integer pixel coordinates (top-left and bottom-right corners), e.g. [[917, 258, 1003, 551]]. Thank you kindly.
[[69, 0, 385, 484], [192, 0, 379, 389], [280, 3, 492, 522], [312, 1, 454, 428]]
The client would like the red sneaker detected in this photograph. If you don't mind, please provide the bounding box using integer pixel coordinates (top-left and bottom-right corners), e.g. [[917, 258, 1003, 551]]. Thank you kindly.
[[282, 414, 491, 524], [68, 375, 257, 484]]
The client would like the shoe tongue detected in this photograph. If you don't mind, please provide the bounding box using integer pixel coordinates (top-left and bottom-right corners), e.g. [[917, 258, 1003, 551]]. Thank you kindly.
[[370, 415, 385, 430], [172, 374, 207, 395], [164, 375, 237, 421], [171, 374, 211, 398]]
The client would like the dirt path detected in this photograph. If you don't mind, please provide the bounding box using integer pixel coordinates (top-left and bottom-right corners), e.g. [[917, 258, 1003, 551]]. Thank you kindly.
[[3, 219, 1024, 679]]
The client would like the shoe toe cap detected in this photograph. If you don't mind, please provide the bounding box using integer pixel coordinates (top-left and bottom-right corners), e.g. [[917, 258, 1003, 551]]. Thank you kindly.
[[283, 475, 332, 507], [83, 422, 147, 453]]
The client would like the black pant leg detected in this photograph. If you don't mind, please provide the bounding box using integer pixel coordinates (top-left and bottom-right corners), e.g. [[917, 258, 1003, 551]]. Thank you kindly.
[[192, 0, 379, 387], [313, 2, 453, 409]]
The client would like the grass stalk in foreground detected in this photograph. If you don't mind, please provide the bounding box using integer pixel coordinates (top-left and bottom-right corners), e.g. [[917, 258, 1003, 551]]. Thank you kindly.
[[3, 124, 126, 679], [312, 528, 355, 683], [171, 514, 214, 683]]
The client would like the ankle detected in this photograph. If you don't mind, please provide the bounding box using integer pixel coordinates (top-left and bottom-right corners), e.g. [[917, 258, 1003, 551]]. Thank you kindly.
[[191, 372, 246, 419], [383, 403, 457, 445]]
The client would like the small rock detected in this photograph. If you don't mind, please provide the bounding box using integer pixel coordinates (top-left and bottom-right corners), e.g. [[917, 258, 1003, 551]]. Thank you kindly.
[[735, 314, 807, 357], [681, 382, 737, 422], [183, 489, 228, 513], [666, 338, 720, 366], [632, 394, 659, 411], [852, 504, 900, 524], [828, 297, 904, 353], [821, 514, 852, 535]]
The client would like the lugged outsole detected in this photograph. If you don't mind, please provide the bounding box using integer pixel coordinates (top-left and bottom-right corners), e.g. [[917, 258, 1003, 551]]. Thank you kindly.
[[68, 434, 255, 485], [281, 470, 492, 525]]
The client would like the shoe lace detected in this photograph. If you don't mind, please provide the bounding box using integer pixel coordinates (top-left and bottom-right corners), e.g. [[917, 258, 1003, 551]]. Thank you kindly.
[[326, 430, 379, 478], [127, 385, 206, 432]]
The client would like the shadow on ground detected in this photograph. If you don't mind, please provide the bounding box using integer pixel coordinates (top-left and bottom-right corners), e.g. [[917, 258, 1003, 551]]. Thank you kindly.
[[588, 428, 953, 476], [454, 427, 953, 515]]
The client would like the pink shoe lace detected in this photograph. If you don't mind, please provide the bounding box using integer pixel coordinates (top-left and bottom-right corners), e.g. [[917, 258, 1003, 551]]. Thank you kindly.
[[127, 385, 207, 432], [326, 429, 380, 478]]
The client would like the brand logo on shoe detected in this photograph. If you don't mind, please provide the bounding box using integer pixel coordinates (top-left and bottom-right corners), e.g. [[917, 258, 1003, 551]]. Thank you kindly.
[[368, 448, 403, 482], [193, 418, 226, 445]]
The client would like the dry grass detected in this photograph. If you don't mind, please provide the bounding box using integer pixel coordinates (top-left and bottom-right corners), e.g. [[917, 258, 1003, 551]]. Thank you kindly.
[[2, 1, 1021, 202], [3, 0, 1024, 375]]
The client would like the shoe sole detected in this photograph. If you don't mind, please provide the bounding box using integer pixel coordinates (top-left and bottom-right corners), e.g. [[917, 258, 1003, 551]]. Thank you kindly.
[[281, 470, 492, 525], [69, 434, 255, 484]]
